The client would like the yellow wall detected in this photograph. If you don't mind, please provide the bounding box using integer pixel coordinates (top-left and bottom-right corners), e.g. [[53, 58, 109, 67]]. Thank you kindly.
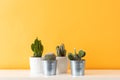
[[0, 0, 120, 69]]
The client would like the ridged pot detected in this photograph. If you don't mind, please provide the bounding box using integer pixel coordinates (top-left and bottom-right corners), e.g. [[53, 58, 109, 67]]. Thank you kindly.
[[29, 57, 42, 74], [70, 59, 85, 76], [56, 57, 68, 74], [42, 60, 57, 76]]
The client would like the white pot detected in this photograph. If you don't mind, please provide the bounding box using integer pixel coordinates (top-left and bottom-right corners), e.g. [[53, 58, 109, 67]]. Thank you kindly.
[[56, 57, 68, 74], [29, 57, 42, 74]]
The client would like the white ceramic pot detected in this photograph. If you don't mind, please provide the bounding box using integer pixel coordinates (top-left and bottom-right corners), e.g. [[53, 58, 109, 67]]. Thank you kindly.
[[56, 57, 68, 74], [29, 57, 42, 74]]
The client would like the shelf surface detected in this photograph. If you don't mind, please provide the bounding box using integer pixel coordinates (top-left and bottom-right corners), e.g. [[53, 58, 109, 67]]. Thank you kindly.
[[0, 70, 120, 80]]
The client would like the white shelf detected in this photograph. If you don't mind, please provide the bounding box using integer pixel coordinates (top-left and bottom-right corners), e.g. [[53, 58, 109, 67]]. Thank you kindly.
[[0, 70, 120, 80]]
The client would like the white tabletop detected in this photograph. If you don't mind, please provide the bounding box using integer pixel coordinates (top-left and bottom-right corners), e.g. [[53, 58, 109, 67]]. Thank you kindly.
[[0, 70, 120, 80]]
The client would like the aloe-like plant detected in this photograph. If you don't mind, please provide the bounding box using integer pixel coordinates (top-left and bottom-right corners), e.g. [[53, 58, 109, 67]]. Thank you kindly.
[[31, 38, 44, 57], [43, 53, 56, 60], [68, 48, 86, 60], [56, 43, 66, 57]]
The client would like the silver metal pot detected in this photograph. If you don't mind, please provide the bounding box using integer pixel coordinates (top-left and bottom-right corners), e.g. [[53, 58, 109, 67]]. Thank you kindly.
[[70, 60, 85, 76], [42, 60, 57, 76]]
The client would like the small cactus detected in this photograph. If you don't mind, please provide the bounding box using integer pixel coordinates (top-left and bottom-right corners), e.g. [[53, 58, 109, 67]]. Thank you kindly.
[[31, 38, 44, 57], [68, 53, 74, 60], [56, 43, 66, 57], [74, 54, 80, 60], [68, 48, 86, 60], [43, 53, 56, 60], [78, 50, 86, 58]]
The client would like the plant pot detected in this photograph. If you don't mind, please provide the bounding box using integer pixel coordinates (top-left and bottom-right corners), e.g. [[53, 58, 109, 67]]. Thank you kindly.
[[29, 57, 42, 74], [70, 60, 85, 76], [56, 57, 68, 74], [42, 60, 57, 76]]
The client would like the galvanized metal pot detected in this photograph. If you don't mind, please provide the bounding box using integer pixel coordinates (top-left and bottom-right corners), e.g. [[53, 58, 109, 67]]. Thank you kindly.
[[42, 60, 57, 76], [70, 60, 85, 76]]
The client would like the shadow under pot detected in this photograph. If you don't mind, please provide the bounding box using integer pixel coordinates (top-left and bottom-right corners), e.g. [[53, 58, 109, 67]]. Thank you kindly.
[[70, 60, 85, 76], [42, 60, 57, 76]]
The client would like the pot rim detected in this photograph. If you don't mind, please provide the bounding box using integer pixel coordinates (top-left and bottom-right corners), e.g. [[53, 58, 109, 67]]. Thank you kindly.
[[70, 59, 85, 61], [56, 56, 67, 57], [30, 56, 42, 58], [56, 56, 67, 58], [42, 60, 57, 61]]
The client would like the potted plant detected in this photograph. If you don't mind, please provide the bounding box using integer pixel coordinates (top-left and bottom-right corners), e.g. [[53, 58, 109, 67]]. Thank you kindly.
[[68, 48, 86, 76], [56, 43, 68, 74], [42, 53, 57, 76], [30, 38, 44, 74]]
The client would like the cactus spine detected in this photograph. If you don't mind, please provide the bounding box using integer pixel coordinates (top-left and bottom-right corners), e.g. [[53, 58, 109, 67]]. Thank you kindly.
[[31, 38, 44, 57]]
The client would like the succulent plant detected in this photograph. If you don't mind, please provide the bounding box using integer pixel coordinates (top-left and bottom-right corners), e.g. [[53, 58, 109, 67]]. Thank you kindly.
[[68, 53, 74, 60], [56, 43, 66, 57], [31, 38, 44, 57], [43, 53, 56, 60], [78, 50, 86, 58], [68, 48, 86, 60]]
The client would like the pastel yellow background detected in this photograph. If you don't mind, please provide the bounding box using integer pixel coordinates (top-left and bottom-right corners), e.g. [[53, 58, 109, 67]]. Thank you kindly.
[[0, 0, 120, 69]]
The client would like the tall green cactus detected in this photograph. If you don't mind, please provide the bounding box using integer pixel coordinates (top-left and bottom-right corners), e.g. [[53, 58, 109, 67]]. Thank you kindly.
[[68, 48, 86, 60], [31, 38, 44, 57], [56, 43, 66, 57]]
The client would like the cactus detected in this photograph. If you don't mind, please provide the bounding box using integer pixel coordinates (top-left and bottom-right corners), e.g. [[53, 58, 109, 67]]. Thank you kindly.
[[68, 48, 86, 60], [31, 38, 44, 57], [43, 53, 56, 60], [78, 50, 86, 58], [56, 43, 66, 57], [68, 53, 74, 60], [74, 54, 80, 60]]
